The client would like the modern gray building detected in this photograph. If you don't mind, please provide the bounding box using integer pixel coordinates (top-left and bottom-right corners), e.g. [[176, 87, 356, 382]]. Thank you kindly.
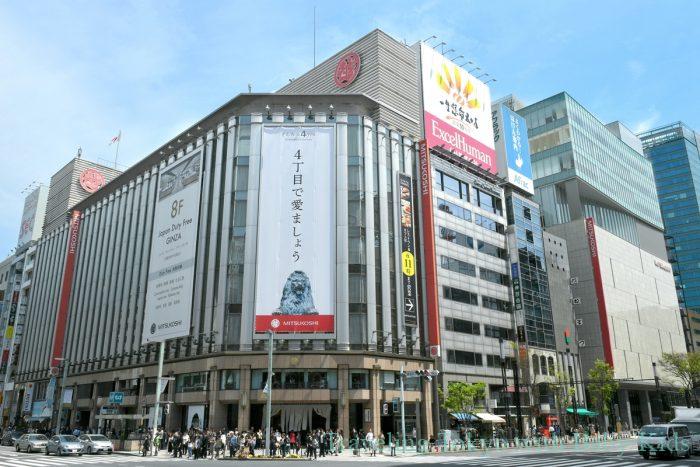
[[519, 93, 687, 428]]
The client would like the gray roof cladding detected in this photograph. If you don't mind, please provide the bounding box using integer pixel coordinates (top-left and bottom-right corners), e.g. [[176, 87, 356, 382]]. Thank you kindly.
[[70, 93, 383, 214]]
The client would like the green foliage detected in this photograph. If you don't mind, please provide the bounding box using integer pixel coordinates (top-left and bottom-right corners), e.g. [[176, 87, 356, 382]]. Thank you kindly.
[[439, 381, 486, 414], [659, 352, 700, 395], [587, 359, 618, 416]]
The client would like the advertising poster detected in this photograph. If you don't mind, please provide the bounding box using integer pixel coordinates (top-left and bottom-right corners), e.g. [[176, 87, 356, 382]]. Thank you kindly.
[[17, 186, 47, 247], [255, 126, 335, 334], [22, 382, 33, 413], [492, 104, 534, 194], [186, 405, 206, 431], [398, 174, 417, 326], [143, 149, 203, 343], [420, 43, 496, 173]]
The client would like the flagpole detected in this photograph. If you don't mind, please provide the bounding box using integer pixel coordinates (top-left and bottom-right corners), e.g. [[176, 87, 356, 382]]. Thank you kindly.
[[114, 130, 121, 169]]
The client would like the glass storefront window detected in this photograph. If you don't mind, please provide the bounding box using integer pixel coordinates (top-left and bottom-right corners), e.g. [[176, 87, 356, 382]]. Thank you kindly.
[[176, 372, 208, 393], [349, 370, 369, 389], [220, 370, 240, 390]]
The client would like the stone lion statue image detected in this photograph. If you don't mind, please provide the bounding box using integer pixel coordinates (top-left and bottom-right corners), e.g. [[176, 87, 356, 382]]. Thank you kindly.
[[275, 270, 318, 315]]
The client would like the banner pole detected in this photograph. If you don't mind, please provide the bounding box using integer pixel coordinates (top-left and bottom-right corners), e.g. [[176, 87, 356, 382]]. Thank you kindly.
[[153, 341, 165, 430]]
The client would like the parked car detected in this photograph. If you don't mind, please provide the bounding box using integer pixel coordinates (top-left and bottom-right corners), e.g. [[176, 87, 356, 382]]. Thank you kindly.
[[15, 434, 49, 453], [0, 430, 25, 446], [46, 435, 84, 456], [78, 434, 114, 454], [671, 415, 700, 453], [638, 424, 692, 459]]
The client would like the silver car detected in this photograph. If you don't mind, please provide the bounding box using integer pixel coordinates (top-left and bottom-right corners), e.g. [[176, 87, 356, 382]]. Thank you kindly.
[[78, 433, 114, 454], [46, 435, 84, 456], [638, 424, 692, 459], [15, 434, 48, 453]]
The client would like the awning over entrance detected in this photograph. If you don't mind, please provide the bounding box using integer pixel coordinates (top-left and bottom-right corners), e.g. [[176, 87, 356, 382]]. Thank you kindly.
[[95, 414, 148, 420], [449, 412, 479, 422], [566, 407, 598, 416], [475, 412, 506, 423]]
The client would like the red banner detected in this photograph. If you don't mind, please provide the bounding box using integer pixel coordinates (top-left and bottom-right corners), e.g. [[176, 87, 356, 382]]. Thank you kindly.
[[418, 140, 441, 356], [585, 217, 613, 366], [255, 315, 334, 334], [50, 210, 81, 368]]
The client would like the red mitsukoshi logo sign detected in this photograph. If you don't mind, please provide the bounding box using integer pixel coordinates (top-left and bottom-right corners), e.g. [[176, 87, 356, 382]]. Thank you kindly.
[[334, 52, 361, 88]]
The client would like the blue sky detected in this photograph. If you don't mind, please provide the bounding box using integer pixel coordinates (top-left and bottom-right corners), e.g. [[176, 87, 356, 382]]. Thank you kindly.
[[0, 0, 698, 255]]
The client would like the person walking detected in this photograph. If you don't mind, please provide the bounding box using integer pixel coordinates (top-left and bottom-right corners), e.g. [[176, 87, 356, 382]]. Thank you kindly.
[[366, 429, 375, 457]]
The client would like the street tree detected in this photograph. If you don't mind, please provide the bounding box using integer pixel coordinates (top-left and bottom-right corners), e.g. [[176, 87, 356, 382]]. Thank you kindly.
[[659, 351, 700, 407], [440, 381, 486, 413], [587, 359, 618, 418]]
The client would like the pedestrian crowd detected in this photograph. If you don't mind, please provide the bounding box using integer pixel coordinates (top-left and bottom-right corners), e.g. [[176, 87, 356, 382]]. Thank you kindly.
[[139, 426, 344, 459]]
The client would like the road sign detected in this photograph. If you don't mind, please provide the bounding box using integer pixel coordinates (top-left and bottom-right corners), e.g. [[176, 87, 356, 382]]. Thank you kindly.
[[108, 391, 124, 405]]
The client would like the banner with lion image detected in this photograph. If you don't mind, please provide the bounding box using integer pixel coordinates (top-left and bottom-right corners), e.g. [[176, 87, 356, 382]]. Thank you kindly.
[[254, 125, 335, 334]]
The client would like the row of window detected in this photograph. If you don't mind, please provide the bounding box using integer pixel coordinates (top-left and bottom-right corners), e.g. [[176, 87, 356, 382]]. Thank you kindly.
[[173, 369, 423, 392], [439, 227, 507, 259], [434, 170, 503, 216], [437, 198, 505, 234], [440, 255, 508, 285], [444, 317, 513, 341], [446, 349, 513, 368], [442, 286, 510, 312]]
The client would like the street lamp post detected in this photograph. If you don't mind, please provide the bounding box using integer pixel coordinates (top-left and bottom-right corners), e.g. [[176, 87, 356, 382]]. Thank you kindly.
[[567, 349, 578, 429], [499, 338, 512, 439], [400, 366, 407, 453], [152, 341, 166, 430], [54, 359, 69, 434], [265, 330, 274, 456]]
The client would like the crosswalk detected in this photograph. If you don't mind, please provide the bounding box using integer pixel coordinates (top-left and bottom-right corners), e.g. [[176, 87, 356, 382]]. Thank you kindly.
[[0, 450, 177, 466], [329, 452, 700, 466]]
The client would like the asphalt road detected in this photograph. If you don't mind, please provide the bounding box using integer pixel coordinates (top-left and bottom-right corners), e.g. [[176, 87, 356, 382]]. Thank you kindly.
[[3, 438, 699, 466]]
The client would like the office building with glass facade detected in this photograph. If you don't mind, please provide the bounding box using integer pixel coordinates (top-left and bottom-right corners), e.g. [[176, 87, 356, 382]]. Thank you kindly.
[[519, 93, 687, 428], [640, 122, 700, 350]]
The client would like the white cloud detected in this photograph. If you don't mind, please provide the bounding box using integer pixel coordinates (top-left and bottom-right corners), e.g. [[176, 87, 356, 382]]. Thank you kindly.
[[633, 108, 661, 133]]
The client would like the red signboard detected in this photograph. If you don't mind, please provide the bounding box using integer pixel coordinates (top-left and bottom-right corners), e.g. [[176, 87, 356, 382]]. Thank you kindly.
[[255, 315, 334, 334], [50, 210, 81, 369], [334, 52, 361, 88], [79, 168, 105, 193], [585, 217, 613, 366], [418, 140, 441, 357]]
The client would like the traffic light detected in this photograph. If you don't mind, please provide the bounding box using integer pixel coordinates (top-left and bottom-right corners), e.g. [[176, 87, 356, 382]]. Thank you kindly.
[[564, 327, 571, 345]]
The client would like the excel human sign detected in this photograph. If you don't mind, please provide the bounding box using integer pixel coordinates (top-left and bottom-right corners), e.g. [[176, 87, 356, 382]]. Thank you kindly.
[[420, 43, 497, 173]]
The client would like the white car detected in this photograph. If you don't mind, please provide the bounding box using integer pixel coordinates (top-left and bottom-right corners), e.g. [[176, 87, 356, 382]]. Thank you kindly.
[[671, 416, 700, 453], [78, 434, 114, 454], [638, 424, 692, 460]]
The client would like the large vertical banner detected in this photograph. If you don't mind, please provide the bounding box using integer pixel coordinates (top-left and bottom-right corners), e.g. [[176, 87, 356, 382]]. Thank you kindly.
[[492, 104, 533, 194], [255, 125, 335, 334], [418, 140, 441, 358], [398, 174, 418, 326], [50, 210, 81, 368], [585, 217, 613, 366], [420, 43, 496, 173], [143, 149, 203, 343]]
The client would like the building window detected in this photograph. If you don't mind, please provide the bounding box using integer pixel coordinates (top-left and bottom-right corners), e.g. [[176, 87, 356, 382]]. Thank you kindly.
[[445, 317, 480, 335], [526, 229, 534, 243], [532, 355, 540, 374], [472, 187, 503, 216], [441, 255, 476, 276], [447, 349, 483, 366], [435, 170, 469, 201], [437, 198, 472, 222], [479, 267, 509, 286], [477, 240, 506, 259], [481, 296, 510, 313], [439, 226, 473, 248], [523, 207, 531, 220], [540, 355, 548, 375], [484, 324, 513, 340], [486, 355, 513, 368], [176, 372, 208, 393], [220, 370, 240, 390], [443, 286, 478, 305], [475, 214, 505, 234], [548, 357, 556, 375], [349, 370, 369, 389]]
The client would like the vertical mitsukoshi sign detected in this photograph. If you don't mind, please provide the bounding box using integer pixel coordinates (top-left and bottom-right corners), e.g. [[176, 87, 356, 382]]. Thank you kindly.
[[143, 149, 203, 344], [255, 126, 335, 334]]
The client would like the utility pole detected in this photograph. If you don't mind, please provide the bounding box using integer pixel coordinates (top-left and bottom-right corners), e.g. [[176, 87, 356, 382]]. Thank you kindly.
[[400, 366, 407, 453], [54, 359, 69, 434], [265, 330, 274, 456], [153, 341, 165, 430], [499, 338, 512, 439], [567, 349, 578, 429]]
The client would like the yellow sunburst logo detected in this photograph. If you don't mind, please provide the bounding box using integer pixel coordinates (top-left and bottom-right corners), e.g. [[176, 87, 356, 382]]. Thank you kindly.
[[435, 62, 480, 109]]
